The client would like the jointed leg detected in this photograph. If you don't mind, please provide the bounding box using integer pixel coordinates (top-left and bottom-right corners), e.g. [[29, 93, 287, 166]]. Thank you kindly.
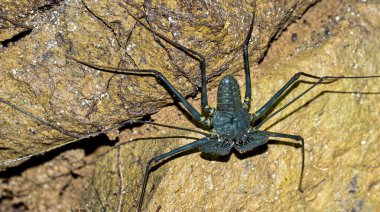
[[68, 57, 211, 127], [264, 131, 304, 192], [253, 72, 322, 120], [138, 137, 209, 211], [122, 9, 213, 115], [254, 74, 380, 129], [243, 14, 255, 110]]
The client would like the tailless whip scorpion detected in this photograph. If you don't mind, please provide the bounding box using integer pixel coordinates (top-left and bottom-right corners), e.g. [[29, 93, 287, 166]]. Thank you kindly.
[[68, 9, 380, 211]]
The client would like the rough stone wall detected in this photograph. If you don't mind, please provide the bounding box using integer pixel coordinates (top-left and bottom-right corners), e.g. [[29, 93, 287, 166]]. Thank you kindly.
[[1, 0, 379, 211], [0, 0, 316, 170]]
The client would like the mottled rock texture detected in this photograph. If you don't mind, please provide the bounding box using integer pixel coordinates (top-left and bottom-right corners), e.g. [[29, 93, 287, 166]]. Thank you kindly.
[[1, 0, 380, 211], [0, 0, 316, 170]]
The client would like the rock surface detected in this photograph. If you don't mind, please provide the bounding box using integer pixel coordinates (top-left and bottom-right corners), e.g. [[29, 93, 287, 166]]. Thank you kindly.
[[1, 0, 380, 211], [84, 0, 380, 211], [0, 0, 316, 170]]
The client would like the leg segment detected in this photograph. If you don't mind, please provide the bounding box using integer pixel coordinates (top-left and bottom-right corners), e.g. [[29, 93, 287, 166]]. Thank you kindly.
[[124, 10, 213, 115], [253, 72, 322, 120], [243, 14, 255, 110], [68, 57, 212, 127], [265, 131, 305, 192], [254, 74, 380, 129], [138, 137, 209, 211]]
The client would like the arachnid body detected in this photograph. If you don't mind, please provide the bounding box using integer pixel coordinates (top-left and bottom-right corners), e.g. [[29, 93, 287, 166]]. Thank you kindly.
[[70, 8, 380, 211]]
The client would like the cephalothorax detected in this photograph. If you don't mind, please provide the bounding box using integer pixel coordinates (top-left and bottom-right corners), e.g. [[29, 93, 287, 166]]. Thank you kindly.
[[203, 75, 262, 155], [69, 9, 380, 212]]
